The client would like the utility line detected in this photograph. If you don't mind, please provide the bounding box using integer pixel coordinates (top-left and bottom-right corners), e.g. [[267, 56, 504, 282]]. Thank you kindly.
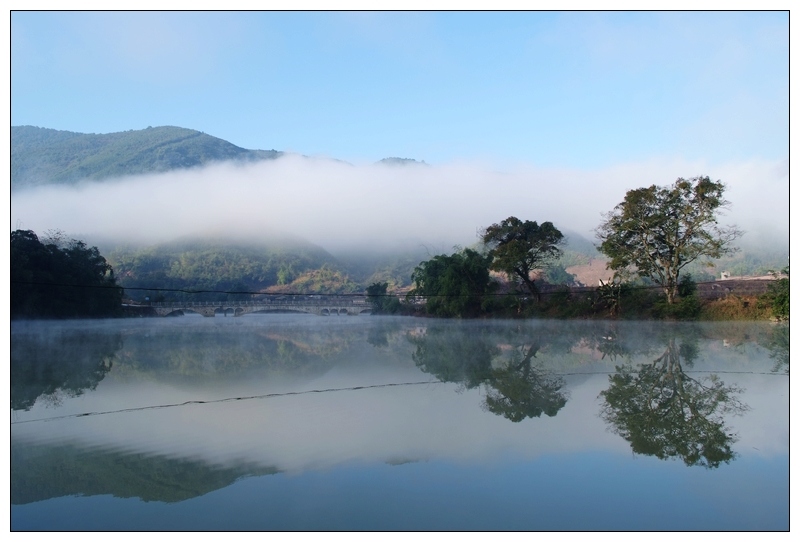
[[11, 368, 785, 425], [11, 380, 443, 425], [10, 279, 751, 298]]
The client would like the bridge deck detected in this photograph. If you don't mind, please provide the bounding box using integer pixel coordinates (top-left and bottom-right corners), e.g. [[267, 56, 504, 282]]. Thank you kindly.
[[151, 296, 371, 316]]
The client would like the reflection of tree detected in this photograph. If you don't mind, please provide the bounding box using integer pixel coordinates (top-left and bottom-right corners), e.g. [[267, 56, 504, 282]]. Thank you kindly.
[[367, 324, 391, 348], [409, 327, 497, 390], [599, 338, 747, 468], [484, 341, 568, 422], [409, 327, 568, 421], [765, 324, 789, 375], [11, 329, 121, 411]]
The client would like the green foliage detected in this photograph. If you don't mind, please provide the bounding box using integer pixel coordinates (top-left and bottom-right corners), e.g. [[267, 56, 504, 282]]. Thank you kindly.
[[700, 295, 772, 321], [653, 294, 702, 320], [647, 274, 702, 320], [542, 264, 577, 286], [409, 248, 494, 318], [11, 125, 282, 190], [593, 278, 630, 317], [678, 274, 698, 297], [283, 265, 359, 294], [482, 216, 565, 300], [108, 237, 341, 301], [366, 282, 402, 314], [11, 230, 123, 319], [598, 176, 742, 304], [761, 266, 789, 320]]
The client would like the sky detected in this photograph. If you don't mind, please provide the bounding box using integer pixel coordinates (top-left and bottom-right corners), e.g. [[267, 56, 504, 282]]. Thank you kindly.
[[7, 10, 791, 251]]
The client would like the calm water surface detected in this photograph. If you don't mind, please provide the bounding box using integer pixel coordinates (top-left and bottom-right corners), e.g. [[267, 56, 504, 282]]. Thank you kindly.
[[10, 315, 789, 531]]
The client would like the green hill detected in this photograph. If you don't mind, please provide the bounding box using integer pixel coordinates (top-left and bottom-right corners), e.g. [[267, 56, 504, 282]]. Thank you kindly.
[[11, 125, 282, 190], [107, 235, 351, 301]]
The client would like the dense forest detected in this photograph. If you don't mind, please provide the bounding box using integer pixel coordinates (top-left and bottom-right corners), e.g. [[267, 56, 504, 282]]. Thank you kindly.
[[11, 229, 123, 318], [106, 236, 358, 302]]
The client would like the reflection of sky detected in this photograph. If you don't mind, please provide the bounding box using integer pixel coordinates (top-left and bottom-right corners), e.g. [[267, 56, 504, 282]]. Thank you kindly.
[[11, 318, 788, 473], [11, 451, 788, 531], [10, 318, 789, 530]]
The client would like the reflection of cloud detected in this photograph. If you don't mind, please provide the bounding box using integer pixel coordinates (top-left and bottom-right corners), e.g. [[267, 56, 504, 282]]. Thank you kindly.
[[11, 364, 787, 473], [10, 372, 624, 472], [10, 155, 788, 253]]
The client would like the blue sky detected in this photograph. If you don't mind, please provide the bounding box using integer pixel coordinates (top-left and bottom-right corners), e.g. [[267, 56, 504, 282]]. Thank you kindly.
[[8, 11, 790, 250], [11, 11, 788, 168]]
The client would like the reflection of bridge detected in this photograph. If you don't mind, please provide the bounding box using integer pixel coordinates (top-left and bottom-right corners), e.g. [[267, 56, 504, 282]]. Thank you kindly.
[[152, 296, 372, 317]]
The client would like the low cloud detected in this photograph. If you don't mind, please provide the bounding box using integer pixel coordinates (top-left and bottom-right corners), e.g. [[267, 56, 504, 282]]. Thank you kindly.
[[10, 154, 789, 254]]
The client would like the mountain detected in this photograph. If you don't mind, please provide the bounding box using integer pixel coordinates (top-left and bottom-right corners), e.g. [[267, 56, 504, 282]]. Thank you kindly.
[[11, 125, 283, 190], [376, 157, 428, 166]]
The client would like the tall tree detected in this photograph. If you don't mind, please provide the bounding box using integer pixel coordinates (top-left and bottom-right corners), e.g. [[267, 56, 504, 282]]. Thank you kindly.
[[366, 281, 400, 314], [409, 248, 493, 317], [11, 230, 123, 318], [482, 217, 565, 301], [597, 176, 742, 304]]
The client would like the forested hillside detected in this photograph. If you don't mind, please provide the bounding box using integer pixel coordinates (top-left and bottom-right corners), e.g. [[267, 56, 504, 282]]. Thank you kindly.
[[11, 125, 282, 190], [107, 236, 352, 301]]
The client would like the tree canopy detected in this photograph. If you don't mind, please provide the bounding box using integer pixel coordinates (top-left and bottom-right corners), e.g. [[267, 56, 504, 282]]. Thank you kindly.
[[597, 176, 742, 304], [482, 217, 565, 300], [365, 281, 401, 314], [11, 229, 123, 318], [408, 248, 493, 318]]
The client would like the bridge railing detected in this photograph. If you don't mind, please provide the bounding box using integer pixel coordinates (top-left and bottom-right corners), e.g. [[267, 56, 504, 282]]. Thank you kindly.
[[152, 297, 369, 308]]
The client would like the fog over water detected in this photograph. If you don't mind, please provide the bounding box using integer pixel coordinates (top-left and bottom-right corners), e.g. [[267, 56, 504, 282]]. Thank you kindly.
[[10, 154, 789, 253]]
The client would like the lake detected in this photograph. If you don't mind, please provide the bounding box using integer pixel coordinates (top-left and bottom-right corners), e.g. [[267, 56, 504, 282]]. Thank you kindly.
[[10, 315, 789, 531]]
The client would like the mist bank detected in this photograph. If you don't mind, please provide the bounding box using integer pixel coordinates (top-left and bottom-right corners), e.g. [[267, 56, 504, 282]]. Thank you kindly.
[[10, 154, 789, 255]]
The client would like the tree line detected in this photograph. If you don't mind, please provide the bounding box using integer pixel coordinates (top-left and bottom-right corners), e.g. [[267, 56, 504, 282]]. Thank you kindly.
[[393, 176, 785, 320], [11, 175, 788, 320], [11, 229, 123, 319]]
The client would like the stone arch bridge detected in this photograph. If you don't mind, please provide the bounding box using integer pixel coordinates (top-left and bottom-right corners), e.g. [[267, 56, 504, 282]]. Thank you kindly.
[[152, 295, 372, 317]]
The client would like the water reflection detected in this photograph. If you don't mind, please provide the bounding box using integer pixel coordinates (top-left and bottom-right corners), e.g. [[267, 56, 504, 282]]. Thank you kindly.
[[11, 440, 276, 505], [765, 323, 789, 375], [409, 326, 497, 389], [10, 317, 788, 518], [409, 325, 569, 422], [11, 326, 121, 411], [483, 340, 568, 421], [599, 337, 748, 469]]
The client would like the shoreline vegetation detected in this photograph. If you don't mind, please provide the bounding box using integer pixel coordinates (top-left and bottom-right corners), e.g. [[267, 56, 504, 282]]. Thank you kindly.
[[10, 229, 786, 323], [10, 177, 789, 323], [366, 276, 785, 322]]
